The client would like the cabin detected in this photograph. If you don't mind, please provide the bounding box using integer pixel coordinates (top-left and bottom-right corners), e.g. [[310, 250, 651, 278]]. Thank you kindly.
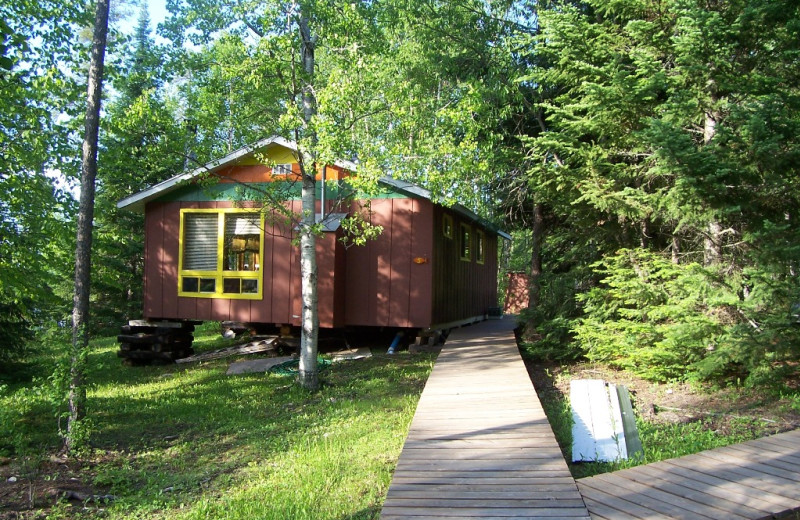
[[117, 136, 507, 354]]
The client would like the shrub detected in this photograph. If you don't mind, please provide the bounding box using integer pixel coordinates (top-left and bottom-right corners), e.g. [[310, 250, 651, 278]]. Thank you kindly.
[[574, 249, 724, 381]]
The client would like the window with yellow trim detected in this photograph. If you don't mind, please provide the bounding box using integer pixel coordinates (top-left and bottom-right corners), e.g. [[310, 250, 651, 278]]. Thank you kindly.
[[459, 223, 471, 261], [476, 229, 486, 264], [442, 214, 453, 239], [179, 209, 264, 299]]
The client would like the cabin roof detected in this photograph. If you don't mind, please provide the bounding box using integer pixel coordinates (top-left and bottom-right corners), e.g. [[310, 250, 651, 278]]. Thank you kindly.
[[117, 136, 510, 239]]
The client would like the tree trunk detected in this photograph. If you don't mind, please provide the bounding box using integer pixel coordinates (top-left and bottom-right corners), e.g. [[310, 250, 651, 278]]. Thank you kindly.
[[704, 220, 723, 267], [703, 102, 723, 267], [67, 0, 110, 454], [671, 233, 680, 265], [640, 219, 649, 249], [296, 11, 319, 391], [529, 203, 544, 309]]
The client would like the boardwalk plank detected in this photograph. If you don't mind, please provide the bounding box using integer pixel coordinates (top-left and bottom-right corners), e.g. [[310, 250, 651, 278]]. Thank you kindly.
[[646, 460, 800, 511], [580, 496, 642, 520], [578, 484, 673, 519], [380, 320, 589, 520], [667, 455, 800, 501], [625, 464, 772, 517], [693, 445, 800, 483], [580, 472, 727, 520]]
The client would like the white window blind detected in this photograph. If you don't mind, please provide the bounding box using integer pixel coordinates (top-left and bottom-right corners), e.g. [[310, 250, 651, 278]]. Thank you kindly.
[[183, 213, 219, 271], [225, 214, 260, 236]]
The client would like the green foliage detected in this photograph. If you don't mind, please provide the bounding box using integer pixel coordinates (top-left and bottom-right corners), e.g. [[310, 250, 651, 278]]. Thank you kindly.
[[516, 0, 800, 384], [0, 0, 83, 362], [575, 250, 721, 381], [573, 248, 800, 384]]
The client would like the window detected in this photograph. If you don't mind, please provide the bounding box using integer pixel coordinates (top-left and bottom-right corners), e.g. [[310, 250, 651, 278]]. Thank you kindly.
[[442, 214, 453, 239], [272, 163, 293, 176], [179, 209, 263, 299], [460, 223, 472, 261], [476, 229, 486, 264]]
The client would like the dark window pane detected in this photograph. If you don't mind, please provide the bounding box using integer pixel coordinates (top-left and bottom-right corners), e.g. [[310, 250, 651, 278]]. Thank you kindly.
[[182, 277, 199, 293], [242, 279, 258, 294], [199, 278, 216, 293], [223, 278, 241, 294]]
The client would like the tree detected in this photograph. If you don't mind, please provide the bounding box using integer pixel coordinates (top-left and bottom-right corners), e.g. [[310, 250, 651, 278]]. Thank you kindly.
[[522, 0, 800, 381], [93, 5, 190, 332], [157, 0, 529, 387], [0, 0, 86, 366], [67, 0, 110, 452]]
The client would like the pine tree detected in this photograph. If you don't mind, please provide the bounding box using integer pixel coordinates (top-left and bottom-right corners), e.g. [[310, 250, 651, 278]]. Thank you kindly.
[[524, 0, 800, 382]]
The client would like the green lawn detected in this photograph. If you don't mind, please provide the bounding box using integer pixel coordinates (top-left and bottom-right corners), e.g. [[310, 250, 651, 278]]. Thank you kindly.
[[0, 329, 435, 519]]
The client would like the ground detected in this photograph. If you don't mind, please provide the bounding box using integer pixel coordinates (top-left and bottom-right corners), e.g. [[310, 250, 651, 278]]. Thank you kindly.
[[0, 456, 111, 519], [3, 345, 800, 518]]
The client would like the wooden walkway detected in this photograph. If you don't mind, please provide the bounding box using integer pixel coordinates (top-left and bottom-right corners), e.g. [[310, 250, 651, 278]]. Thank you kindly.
[[577, 428, 800, 520], [380, 318, 800, 520], [380, 319, 591, 520]]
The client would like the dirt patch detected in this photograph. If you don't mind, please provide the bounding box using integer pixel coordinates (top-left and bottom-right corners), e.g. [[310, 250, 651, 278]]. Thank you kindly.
[[0, 457, 113, 519], [526, 359, 800, 438]]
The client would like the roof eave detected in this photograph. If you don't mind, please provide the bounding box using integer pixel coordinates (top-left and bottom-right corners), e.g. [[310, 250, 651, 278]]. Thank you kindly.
[[117, 136, 297, 213]]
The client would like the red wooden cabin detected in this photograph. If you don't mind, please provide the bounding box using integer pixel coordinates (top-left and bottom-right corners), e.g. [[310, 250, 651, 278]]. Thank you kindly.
[[118, 136, 508, 335]]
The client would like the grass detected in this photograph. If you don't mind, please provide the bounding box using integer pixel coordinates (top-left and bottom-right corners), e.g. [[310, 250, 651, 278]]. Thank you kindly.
[[534, 364, 791, 480], [0, 327, 436, 519]]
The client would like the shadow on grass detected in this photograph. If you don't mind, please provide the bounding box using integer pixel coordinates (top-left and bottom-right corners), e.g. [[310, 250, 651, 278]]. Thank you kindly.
[[86, 346, 432, 517]]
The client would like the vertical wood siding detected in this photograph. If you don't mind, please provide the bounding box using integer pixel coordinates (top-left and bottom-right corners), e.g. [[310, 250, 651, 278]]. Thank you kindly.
[[344, 198, 434, 328], [144, 202, 163, 318], [431, 206, 498, 326], [142, 197, 496, 330]]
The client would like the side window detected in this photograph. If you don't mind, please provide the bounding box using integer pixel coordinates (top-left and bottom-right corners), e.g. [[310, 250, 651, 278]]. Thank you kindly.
[[442, 214, 453, 239], [460, 224, 471, 261], [476, 229, 485, 264], [224, 214, 261, 273], [272, 163, 293, 176]]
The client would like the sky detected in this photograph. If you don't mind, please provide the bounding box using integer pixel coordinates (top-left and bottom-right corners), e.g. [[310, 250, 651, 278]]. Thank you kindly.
[[118, 0, 169, 36], [146, 0, 169, 31]]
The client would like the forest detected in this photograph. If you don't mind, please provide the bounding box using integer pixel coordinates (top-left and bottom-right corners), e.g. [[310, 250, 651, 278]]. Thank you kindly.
[[2, 0, 800, 445]]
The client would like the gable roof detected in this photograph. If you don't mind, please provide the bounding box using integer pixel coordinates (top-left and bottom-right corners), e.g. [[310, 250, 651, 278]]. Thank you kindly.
[[117, 136, 510, 239]]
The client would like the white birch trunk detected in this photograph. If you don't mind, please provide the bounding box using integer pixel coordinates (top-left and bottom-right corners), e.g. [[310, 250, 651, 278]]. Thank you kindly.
[[298, 168, 319, 389], [296, 11, 319, 390]]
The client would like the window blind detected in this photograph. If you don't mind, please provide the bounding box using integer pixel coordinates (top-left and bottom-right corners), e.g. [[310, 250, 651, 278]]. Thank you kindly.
[[183, 213, 219, 271]]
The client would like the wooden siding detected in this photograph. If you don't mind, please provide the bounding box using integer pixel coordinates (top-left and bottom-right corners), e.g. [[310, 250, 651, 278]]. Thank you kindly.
[[344, 198, 434, 328], [143, 196, 499, 330], [211, 163, 351, 184], [432, 206, 499, 327], [143, 200, 342, 327], [504, 272, 530, 314]]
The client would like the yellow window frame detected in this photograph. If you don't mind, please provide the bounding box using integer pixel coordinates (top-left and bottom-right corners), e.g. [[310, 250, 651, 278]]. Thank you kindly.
[[178, 208, 264, 300]]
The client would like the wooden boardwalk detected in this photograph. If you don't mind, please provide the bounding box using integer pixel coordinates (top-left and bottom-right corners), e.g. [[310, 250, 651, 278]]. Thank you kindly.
[[577, 428, 800, 520], [380, 319, 591, 520]]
